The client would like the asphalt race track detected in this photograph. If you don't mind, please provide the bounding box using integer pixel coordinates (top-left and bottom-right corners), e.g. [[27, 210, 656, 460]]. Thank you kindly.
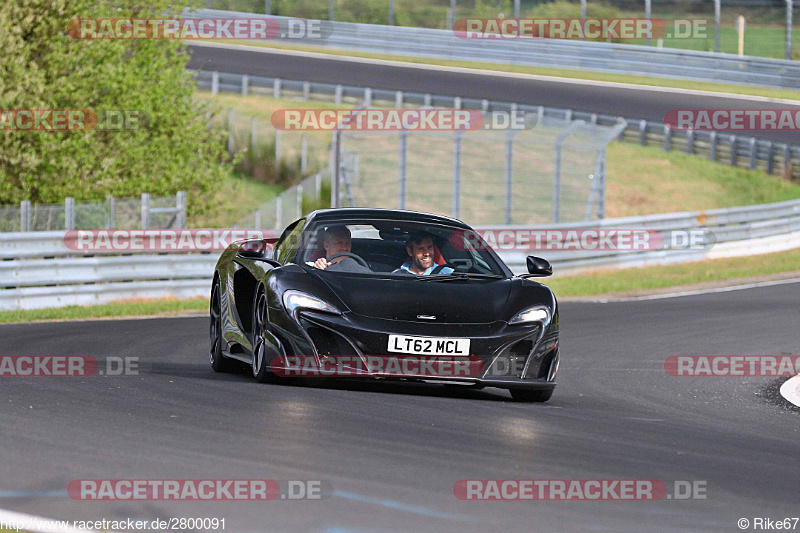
[[1, 282, 798, 532], [186, 44, 800, 145]]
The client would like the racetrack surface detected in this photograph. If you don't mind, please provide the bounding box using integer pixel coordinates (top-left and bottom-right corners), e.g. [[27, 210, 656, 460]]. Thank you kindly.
[[186, 44, 800, 145], [1, 282, 798, 532]]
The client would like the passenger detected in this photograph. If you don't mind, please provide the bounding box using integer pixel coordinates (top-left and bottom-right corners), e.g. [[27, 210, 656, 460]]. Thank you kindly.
[[395, 233, 454, 275]]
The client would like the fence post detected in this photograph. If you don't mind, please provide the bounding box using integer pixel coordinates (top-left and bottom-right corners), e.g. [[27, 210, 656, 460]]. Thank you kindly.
[[398, 132, 408, 210], [316, 172, 322, 201], [64, 197, 75, 231], [454, 96, 462, 110], [730, 135, 738, 166], [686, 130, 695, 154], [20, 200, 30, 232], [452, 132, 462, 219], [301, 134, 308, 175], [227, 109, 234, 156], [504, 132, 515, 224], [251, 117, 257, 149], [767, 142, 775, 174], [332, 131, 341, 208], [395, 90, 403, 107], [141, 193, 150, 230], [273, 78, 281, 99], [787, 0, 794, 60], [514, 0, 520, 18], [639, 120, 647, 146], [265, 0, 270, 14], [275, 129, 281, 164], [597, 148, 607, 220], [785, 144, 792, 177], [644, 0, 651, 46], [303, 81, 310, 101], [255, 209, 262, 229], [749, 138, 758, 170], [364, 87, 372, 107], [176, 191, 186, 229], [424, 94, 432, 107], [276, 196, 283, 229], [106, 195, 115, 229], [329, 0, 334, 21], [211, 71, 219, 95], [553, 121, 583, 224], [241, 74, 248, 96], [297, 184, 303, 218], [389, 0, 395, 25], [335, 85, 343, 105]]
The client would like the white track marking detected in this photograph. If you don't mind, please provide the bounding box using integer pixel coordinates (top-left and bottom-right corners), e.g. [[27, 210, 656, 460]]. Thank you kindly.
[[780, 375, 800, 407], [579, 277, 800, 303], [188, 41, 800, 105]]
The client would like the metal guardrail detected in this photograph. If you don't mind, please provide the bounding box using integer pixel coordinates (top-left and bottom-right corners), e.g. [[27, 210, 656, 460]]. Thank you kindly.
[[194, 70, 800, 180], [2, 198, 800, 310], [192, 10, 800, 89]]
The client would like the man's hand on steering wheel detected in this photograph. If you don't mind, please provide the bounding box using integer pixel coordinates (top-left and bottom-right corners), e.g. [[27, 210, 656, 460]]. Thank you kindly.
[[313, 252, 370, 270]]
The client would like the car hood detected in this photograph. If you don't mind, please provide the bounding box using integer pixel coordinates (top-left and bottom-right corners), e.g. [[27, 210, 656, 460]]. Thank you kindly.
[[316, 273, 513, 323]]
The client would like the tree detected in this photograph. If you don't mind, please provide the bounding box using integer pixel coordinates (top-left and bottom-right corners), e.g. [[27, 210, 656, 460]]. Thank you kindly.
[[0, 0, 228, 215]]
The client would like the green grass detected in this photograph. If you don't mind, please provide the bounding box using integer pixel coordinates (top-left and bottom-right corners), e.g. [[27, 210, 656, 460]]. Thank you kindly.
[[541, 248, 800, 297], [205, 39, 800, 101], [0, 298, 208, 324]]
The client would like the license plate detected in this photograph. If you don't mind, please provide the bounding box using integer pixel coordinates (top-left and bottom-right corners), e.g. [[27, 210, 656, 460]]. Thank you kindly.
[[388, 335, 470, 355]]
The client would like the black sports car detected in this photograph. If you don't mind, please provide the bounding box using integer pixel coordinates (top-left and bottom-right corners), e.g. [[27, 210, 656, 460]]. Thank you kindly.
[[209, 208, 559, 402]]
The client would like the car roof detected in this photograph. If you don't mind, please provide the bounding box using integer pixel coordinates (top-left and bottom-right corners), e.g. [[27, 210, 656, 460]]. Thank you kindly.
[[305, 208, 471, 229]]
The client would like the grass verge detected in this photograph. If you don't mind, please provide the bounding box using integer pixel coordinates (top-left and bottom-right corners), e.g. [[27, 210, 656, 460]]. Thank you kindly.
[[0, 298, 208, 324]]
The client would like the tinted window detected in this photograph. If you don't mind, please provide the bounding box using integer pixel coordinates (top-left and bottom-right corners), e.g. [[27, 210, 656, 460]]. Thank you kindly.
[[274, 219, 306, 264]]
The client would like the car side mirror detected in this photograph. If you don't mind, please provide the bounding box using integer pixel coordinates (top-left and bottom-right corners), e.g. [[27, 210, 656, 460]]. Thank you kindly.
[[526, 256, 552, 277], [237, 239, 271, 259]]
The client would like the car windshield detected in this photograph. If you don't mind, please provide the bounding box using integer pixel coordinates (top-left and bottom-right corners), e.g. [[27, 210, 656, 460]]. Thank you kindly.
[[297, 219, 508, 277]]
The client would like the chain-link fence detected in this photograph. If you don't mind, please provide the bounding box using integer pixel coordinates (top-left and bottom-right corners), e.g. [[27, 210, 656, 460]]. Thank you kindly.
[[336, 116, 625, 225], [0, 193, 186, 232], [235, 170, 331, 230]]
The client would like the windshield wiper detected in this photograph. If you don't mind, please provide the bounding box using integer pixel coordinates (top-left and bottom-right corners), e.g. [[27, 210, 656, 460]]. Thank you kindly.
[[417, 272, 505, 281]]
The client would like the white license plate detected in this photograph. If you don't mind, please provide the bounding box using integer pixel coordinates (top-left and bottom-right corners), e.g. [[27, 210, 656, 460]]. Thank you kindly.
[[388, 335, 470, 355]]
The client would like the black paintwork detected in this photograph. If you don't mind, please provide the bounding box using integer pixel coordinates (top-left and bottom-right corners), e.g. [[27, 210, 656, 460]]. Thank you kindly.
[[210, 208, 559, 400]]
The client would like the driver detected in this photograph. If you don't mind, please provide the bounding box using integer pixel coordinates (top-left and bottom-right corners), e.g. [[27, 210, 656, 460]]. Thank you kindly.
[[311, 225, 371, 273], [394, 233, 454, 275]]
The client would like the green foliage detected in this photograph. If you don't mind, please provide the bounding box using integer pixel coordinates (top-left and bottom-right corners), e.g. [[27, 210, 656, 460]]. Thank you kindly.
[[0, 0, 230, 216], [302, 179, 331, 214], [472, 0, 512, 19], [527, 0, 620, 20]]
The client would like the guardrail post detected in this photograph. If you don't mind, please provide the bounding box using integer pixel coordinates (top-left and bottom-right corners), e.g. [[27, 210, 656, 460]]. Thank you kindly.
[[454, 97, 462, 110], [273, 78, 281, 99], [106, 195, 115, 229], [364, 87, 372, 107], [301, 134, 308, 175], [784, 145, 792, 178], [275, 129, 281, 163], [141, 193, 150, 230], [335, 85, 343, 105], [251, 117, 257, 149], [452, 132, 462, 219], [504, 131, 515, 224], [767, 142, 775, 174], [20, 200, 30, 232], [481, 99, 489, 113], [424, 94, 431, 108], [303, 81, 310, 101], [176, 191, 186, 229], [398, 132, 407, 210], [590, 113, 598, 125], [730, 135, 738, 166], [211, 71, 219, 95], [664, 125, 672, 151], [639, 120, 647, 145], [227, 109, 234, 156], [241, 74, 248, 96], [565, 109, 572, 121], [686, 130, 695, 154], [395, 91, 403, 108], [749, 138, 758, 170], [709, 132, 718, 161], [64, 197, 75, 231], [537, 106, 544, 125]]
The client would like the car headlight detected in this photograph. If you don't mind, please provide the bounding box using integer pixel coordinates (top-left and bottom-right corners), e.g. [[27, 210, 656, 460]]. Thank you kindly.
[[283, 290, 341, 317], [508, 305, 551, 327]]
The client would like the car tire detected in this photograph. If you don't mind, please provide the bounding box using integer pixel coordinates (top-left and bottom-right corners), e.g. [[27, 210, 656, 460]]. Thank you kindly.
[[510, 388, 553, 403], [210, 280, 235, 373], [251, 287, 273, 383]]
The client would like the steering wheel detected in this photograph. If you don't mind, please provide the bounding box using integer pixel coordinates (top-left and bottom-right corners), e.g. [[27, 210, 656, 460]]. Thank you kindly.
[[326, 252, 370, 268]]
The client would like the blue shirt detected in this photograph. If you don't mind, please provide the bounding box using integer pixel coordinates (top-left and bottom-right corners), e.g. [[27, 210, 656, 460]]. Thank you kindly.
[[394, 262, 454, 275]]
